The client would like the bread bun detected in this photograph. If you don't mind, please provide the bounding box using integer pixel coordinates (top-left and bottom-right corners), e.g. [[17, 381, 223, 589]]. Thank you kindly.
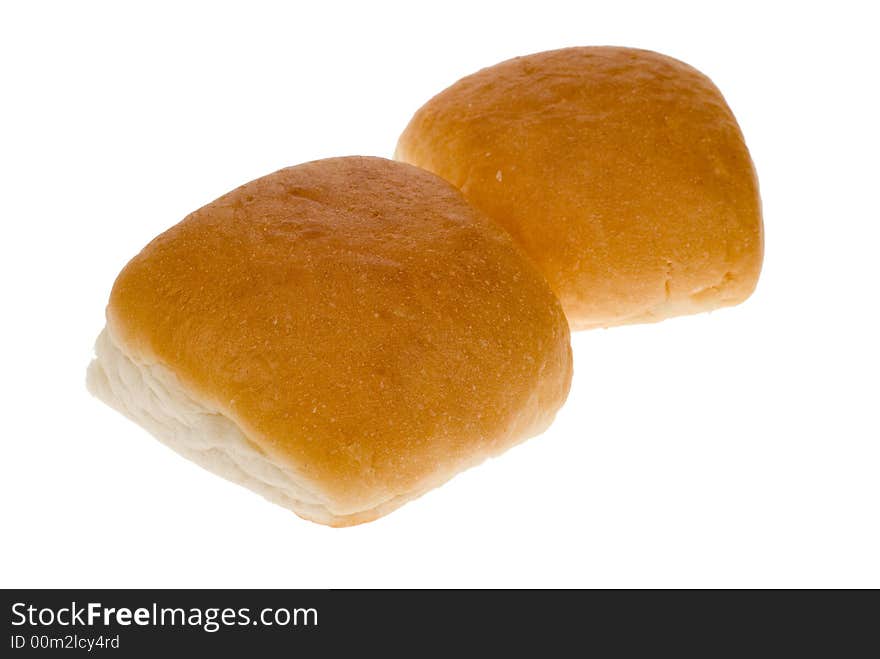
[[396, 46, 763, 329], [87, 156, 572, 526]]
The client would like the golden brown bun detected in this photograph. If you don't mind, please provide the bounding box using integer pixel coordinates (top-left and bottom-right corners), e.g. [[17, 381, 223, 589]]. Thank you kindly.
[[396, 46, 763, 329], [95, 156, 572, 526]]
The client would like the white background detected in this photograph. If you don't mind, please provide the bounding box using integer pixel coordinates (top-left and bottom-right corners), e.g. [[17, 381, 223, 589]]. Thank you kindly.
[[2, 1, 878, 588]]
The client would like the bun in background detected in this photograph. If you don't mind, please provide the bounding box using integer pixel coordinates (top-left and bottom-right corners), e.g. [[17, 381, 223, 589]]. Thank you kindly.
[[397, 46, 763, 329]]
